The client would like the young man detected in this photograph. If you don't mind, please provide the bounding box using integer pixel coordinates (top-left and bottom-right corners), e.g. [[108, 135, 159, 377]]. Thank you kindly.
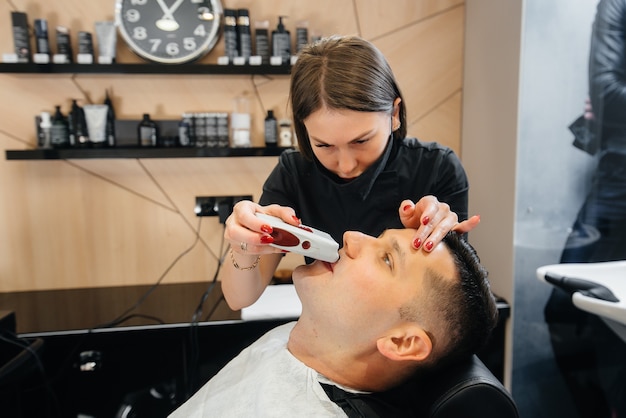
[[169, 229, 498, 417]]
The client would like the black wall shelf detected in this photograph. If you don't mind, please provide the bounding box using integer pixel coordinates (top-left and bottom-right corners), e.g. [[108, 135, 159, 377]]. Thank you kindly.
[[5, 147, 290, 160], [0, 63, 291, 75]]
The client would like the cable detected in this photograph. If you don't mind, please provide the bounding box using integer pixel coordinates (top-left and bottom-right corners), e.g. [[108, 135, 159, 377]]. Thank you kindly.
[[94, 216, 203, 330], [185, 222, 229, 398], [0, 331, 58, 417]]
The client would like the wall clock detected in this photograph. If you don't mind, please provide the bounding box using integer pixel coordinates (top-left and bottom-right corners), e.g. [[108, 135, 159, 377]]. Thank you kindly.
[[115, 0, 223, 64]]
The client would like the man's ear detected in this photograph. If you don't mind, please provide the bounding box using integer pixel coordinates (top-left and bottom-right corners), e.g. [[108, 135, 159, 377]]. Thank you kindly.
[[376, 325, 432, 362]]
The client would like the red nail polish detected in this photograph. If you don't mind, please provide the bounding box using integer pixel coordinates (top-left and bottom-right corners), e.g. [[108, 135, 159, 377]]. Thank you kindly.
[[413, 238, 422, 249], [422, 216, 430, 225], [425, 241, 434, 251], [261, 224, 273, 234], [261, 235, 274, 244], [403, 204, 412, 212], [292, 215, 301, 224]]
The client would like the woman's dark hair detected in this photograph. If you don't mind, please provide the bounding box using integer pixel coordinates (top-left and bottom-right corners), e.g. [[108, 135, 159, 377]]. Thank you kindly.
[[289, 35, 407, 160]]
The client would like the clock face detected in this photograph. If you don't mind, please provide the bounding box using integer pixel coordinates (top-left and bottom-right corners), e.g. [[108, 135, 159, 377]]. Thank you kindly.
[[115, 0, 223, 64]]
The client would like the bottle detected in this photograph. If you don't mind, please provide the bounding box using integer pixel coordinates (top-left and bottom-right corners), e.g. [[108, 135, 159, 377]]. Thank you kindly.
[[237, 9, 252, 62], [278, 118, 293, 147], [34, 19, 51, 56], [50, 105, 69, 147], [72, 101, 89, 147], [138, 113, 158, 147], [254, 20, 270, 64], [104, 90, 116, 147], [272, 16, 291, 64], [223, 9, 238, 61], [179, 113, 193, 147], [264, 110, 278, 147], [295, 20, 309, 53], [39, 112, 52, 149], [67, 99, 79, 146], [230, 96, 251, 148]]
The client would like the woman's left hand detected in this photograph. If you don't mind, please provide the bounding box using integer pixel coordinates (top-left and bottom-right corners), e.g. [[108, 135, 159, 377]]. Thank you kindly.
[[399, 197, 480, 251]]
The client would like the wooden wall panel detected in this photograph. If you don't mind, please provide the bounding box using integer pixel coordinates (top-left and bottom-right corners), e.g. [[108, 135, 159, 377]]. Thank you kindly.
[[410, 92, 462, 155], [355, 0, 464, 40], [0, 0, 465, 292]]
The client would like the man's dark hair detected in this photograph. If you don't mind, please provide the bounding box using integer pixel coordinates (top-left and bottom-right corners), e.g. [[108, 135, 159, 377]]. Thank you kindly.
[[401, 232, 498, 368]]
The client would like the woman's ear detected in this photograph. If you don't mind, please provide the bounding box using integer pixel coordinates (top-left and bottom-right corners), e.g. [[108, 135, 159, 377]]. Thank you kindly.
[[377, 325, 432, 362], [392, 97, 402, 130]]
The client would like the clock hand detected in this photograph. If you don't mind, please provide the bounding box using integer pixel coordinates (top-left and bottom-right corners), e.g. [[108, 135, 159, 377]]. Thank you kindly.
[[155, 0, 186, 32], [168, 0, 186, 16]]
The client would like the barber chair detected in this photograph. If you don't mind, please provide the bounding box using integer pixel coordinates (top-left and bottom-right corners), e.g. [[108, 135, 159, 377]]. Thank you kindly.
[[536, 261, 626, 343], [417, 354, 519, 418]]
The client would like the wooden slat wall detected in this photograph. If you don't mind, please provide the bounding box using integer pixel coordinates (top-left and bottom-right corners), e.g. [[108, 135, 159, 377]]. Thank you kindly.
[[0, 0, 465, 292]]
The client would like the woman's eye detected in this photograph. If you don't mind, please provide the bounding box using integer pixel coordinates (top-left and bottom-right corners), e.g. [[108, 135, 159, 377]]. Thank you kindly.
[[354, 138, 369, 145], [314, 143, 331, 148]]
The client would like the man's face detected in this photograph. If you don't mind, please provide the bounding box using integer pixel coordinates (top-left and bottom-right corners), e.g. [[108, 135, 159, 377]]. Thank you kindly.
[[292, 229, 457, 344]]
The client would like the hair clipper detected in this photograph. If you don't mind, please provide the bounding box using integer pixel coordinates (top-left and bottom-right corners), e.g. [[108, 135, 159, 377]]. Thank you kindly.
[[255, 213, 339, 262]]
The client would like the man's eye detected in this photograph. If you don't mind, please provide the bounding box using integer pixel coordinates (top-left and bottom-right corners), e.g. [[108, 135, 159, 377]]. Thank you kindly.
[[383, 253, 393, 270]]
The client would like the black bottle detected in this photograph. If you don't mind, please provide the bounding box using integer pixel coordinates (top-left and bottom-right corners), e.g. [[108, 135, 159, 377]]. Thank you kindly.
[[264, 110, 278, 147], [224, 9, 238, 60], [237, 9, 252, 61], [104, 90, 116, 147], [70, 100, 89, 147], [272, 16, 291, 64], [138, 114, 158, 147], [67, 99, 80, 146], [50, 105, 69, 147]]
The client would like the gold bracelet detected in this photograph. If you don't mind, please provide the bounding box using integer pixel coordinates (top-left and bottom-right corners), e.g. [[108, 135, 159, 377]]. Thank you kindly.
[[230, 249, 261, 271]]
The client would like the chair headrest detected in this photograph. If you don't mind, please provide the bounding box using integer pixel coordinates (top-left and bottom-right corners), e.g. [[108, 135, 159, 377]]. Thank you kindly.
[[422, 355, 519, 418]]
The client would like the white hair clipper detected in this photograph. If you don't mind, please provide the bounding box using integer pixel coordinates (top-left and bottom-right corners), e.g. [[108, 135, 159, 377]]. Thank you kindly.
[[255, 213, 340, 262]]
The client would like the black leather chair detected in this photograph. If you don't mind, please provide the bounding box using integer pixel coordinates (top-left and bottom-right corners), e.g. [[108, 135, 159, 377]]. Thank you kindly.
[[420, 355, 519, 418]]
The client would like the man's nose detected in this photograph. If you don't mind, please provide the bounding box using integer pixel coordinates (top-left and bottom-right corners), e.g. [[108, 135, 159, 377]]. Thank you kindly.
[[342, 231, 371, 258]]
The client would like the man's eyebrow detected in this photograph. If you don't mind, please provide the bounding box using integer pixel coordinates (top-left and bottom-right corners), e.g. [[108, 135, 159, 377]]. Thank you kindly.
[[391, 237, 406, 270]]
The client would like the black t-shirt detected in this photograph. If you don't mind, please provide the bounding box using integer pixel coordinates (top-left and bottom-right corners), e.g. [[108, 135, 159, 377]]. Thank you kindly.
[[260, 137, 469, 246]]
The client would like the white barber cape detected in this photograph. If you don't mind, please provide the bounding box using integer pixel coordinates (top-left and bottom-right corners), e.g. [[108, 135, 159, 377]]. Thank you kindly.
[[168, 322, 347, 417]]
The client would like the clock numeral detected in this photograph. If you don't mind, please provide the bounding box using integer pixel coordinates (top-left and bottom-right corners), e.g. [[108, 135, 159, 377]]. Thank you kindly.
[[166, 42, 180, 56], [183, 37, 197, 51], [133, 26, 148, 40], [130, 0, 148, 4], [125, 9, 141, 23], [149, 39, 162, 52], [191, 0, 204, 3], [194, 24, 207, 37]]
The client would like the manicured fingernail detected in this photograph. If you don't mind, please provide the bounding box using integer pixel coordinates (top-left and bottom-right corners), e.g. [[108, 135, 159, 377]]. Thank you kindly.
[[261, 235, 274, 244], [424, 241, 434, 251], [292, 215, 301, 223], [422, 216, 430, 225], [403, 204, 412, 212], [413, 238, 422, 249], [261, 224, 273, 234]]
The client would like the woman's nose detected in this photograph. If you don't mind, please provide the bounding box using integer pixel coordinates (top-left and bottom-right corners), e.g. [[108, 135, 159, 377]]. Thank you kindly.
[[336, 151, 358, 177]]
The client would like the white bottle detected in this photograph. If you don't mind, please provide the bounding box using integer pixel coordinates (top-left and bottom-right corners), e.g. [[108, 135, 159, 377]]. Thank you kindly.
[[278, 118, 293, 147], [231, 96, 251, 147], [39, 111, 52, 149]]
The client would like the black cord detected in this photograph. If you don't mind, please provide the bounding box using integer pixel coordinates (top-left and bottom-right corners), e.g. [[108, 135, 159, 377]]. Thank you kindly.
[[93, 216, 203, 329], [0, 331, 58, 417], [185, 222, 229, 398]]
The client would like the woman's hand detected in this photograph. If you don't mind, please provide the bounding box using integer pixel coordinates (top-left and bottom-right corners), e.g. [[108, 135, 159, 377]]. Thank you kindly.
[[223, 200, 300, 255], [399, 197, 480, 251]]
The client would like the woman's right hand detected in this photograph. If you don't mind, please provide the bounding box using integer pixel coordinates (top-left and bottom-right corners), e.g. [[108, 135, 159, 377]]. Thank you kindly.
[[221, 201, 300, 310], [224, 200, 301, 256]]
